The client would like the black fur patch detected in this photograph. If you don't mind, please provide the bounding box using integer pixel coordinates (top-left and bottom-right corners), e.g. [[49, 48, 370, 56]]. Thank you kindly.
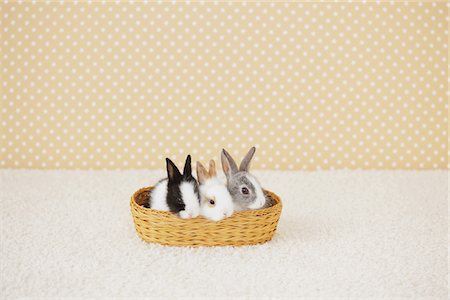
[[164, 155, 200, 213], [166, 177, 184, 213], [166, 174, 199, 213]]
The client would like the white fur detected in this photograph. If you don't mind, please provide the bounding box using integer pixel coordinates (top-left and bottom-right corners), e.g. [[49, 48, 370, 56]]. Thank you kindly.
[[233, 201, 245, 212], [179, 181, 200, 218], [149, 179, 169, 211], [246, 175, 266, 210], [199, 177, 234, 221]]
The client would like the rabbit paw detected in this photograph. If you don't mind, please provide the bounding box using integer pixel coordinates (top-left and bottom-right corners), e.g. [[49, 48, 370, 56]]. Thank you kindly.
[[178, 210, 193, 219]]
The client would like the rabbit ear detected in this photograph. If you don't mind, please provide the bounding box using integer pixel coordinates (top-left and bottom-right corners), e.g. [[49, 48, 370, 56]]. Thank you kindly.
[[239, 146, 256, 172], [221, 149, 238, 177], [183, 155, 192, 176], [208, 160, 217, 177], [166, 158, 182, 182], [196, 161, 209, 184]]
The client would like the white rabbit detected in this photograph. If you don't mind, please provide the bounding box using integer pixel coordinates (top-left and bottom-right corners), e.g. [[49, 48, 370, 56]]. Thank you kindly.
[[196, 160, 234, 222]]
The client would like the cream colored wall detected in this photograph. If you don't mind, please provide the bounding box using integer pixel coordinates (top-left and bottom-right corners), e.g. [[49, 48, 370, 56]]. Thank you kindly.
[[0, 2, 448, 170]]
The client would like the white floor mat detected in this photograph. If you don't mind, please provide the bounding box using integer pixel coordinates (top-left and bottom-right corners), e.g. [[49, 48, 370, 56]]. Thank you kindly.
[[1, 170, 447, 299]]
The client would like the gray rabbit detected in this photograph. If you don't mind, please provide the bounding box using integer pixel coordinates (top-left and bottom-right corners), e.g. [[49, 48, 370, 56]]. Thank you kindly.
[[221, 147, 270, 211]]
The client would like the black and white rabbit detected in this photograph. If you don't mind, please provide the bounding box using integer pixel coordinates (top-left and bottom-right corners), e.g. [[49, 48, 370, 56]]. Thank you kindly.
[[148, 155, 200, 219]]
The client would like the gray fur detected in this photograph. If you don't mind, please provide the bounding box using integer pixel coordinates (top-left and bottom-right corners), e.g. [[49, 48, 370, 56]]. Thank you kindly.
[[239, 147, 256, 172], [221, 148, 238, 176], [227, 172, 258, 209]]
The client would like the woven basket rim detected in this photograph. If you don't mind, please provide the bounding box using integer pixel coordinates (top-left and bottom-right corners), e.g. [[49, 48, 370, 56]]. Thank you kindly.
[[131, 186, 282, 219]]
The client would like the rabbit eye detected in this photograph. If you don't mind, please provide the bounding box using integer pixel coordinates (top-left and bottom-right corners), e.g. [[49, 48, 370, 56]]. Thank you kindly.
[[241, 187, 249, 195], [207, 199, 215, 207]]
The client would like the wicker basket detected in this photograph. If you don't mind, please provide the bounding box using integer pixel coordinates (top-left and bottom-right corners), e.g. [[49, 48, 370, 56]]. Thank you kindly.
[[130, 186, 282, 247]]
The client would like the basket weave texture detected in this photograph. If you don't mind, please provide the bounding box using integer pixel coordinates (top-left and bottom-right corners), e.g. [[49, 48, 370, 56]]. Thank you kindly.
[[130, 186, 283, 247]]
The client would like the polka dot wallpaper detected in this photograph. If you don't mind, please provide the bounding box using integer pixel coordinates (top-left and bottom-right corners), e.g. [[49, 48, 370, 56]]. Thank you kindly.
[[1, 1, 448, 170]]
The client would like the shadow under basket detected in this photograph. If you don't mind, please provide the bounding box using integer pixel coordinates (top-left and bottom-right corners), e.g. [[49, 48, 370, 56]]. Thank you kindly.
[[130, 186, 283, 247]]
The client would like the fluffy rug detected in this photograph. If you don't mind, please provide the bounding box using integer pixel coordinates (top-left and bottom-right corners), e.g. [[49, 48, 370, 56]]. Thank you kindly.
[[0, 170, 448, 299]]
